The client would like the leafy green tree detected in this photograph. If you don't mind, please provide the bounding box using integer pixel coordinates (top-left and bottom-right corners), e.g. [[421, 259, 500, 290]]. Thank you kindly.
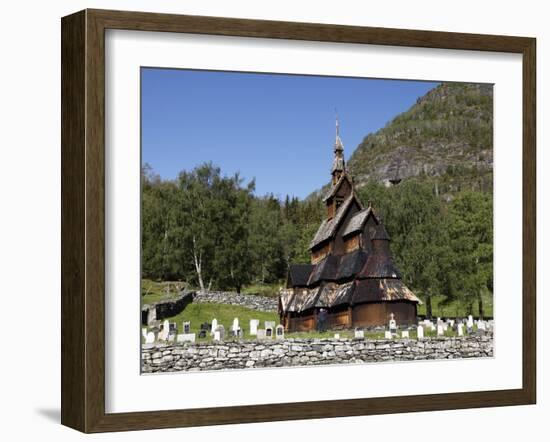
[[447, 191, 493, 318]]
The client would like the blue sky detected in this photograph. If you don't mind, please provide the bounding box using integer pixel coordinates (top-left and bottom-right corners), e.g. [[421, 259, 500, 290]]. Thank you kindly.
[[141, 68, 438, 199]]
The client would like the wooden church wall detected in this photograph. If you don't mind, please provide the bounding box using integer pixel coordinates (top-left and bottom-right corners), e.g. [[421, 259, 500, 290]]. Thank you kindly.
[[352, 301, 417, 327]]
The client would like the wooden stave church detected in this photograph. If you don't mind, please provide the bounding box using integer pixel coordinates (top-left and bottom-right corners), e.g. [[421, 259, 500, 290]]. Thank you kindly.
[[279, 119, 421, 332]]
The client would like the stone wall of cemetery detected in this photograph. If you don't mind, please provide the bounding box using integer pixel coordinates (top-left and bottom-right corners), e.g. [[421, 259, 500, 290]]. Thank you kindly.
[[192, 291, 278, 312], [141, 334, 494, 373]]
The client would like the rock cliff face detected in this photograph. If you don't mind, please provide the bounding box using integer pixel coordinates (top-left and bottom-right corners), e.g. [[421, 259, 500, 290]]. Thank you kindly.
[[344, 83, 493, 195]]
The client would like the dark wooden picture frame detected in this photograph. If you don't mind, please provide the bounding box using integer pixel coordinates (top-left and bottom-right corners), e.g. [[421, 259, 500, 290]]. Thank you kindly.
[[61, 9, 536, 433]]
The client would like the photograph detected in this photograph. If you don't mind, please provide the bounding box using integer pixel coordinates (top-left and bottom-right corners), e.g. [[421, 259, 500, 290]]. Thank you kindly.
[[139, 68, 494, 373]]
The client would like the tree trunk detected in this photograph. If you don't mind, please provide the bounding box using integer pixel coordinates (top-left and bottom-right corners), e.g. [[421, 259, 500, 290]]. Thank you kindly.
[[236, 284, 241, 294], [192, 236, 205, 292], [426, 295, 433, 319], [478, 292, 484, 320]]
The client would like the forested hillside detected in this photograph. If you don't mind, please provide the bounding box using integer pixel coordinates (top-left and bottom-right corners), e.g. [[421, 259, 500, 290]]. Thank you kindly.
[[347, 82, 493, 199]]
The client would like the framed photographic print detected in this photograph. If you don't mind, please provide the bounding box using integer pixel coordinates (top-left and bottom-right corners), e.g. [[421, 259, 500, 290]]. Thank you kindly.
[[61, 9, 536, 433]]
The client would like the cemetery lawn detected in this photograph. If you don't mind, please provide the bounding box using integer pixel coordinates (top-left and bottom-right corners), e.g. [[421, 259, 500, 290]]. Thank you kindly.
[[164, 303, 279, 341], [417, 291, 494, 319]]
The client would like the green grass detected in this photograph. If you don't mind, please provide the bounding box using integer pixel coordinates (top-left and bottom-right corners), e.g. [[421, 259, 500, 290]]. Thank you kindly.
[[416, 291, 493, 319], [241, 282, 282, 298], [160, 303, 279, 341]]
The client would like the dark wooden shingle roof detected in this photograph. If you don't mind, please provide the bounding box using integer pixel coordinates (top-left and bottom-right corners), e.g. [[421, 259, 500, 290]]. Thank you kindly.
[[287, 264, 314, 287]]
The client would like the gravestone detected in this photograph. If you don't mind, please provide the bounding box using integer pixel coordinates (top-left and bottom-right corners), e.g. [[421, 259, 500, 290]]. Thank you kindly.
[[216, 325, 225, 340], [457, 323, 464, 336], [198, 329, 207, 339], [211, 318, 218, 335], [167, 333, 175, 342], [183, 321, 191, 334], [417, 325, 424, 339], [467, 315, 474, 329], [384, 331, 392, 339], [169, 322, 177, 333], [232, 317, 240, 332], [401, 330, 409, 338], [388, 313, 397, 335], [145, 332, 155, 344], [213, 331, 221, 342], [177, 333, 196, 343], [159, 319, 170, 341], [146, 306, 157, 325], [249, 319, 259, 336], [334, 333, 340, 340], [265, 327, 273, 338], [275, 325, 284, 340], [354, 329, 365, 339], [437, 324, 444, 336], [256, 329, 266, 340], [477, 321, 486, 331]]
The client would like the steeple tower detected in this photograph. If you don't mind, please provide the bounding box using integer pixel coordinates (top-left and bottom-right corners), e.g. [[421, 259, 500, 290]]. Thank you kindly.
[[331, 115, 346, 185]]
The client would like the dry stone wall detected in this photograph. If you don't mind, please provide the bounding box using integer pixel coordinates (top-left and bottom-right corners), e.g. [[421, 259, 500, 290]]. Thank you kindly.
[[192, 291, 278, 312], [142, 334, 493, 373]]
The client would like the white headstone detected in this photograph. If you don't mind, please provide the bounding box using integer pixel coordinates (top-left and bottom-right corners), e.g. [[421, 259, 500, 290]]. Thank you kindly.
[[159, 319, 170, 341], [478, 321, 486, 331], [275, 325, 284, 340], [467, 315, 474, 328], [232, 317, 239, 332], [177, 333, 196, 343], [211, 318, 218, 334], [384, 331, 392, 339], [417, 325, 424, 339], [354, 329, 365, 339], [437, 324, 444, 336], [401, 330, 409, 338], [145, 332, 155, 344], [250, 319, 259, 336], [213, 331, 221, 342], [334, 333, 340, 340], [388, 313, 397, 332], [457, 323, 464, 336]]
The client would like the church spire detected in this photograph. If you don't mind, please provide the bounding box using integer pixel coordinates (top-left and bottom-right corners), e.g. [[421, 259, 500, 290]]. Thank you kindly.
[[331, 114, 346, 184]]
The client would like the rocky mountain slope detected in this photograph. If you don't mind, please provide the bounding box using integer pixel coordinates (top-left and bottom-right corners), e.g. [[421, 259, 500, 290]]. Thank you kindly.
[[345, 82, 493, 198]]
